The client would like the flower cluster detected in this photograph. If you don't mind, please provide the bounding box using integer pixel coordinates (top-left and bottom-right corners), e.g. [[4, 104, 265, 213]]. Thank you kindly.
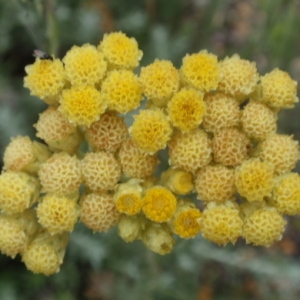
[[1, 31, 299, 275]]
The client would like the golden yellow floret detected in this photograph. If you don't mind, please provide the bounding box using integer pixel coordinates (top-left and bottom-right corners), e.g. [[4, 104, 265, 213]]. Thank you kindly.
[[101, 70, 142, 113], [118, 214, 146, 243], [141, 223, 174, 255], [63, 43, 107, 86], [271, 173, 300, 215], [142, 186, 177, 223], [195, 165, 236, 203], [0, 171, 39, 214], [203, 92, 240, 133], [114, 179, 143, 215], [241, 101, 277, 140], [212, 127, 250, 166], [180, 50, 220, 92], [98, 31, 142, 69], [36, 194, 80, 235], [235, 158, 274, 202], [129, 109, 173, 154], [167, 88, 206, 132], [117, 138, 158, 179], [0, 214, 28, 258], [35, 107, 82, 154], [3, 136, 51, 174], [38, 152, 82, 195], [81, 152, 121, 192], [218, 54, 259, 101], [170, 199, 202, 239], [80, 193, 119, 232], [242, 206, 286, 246], [85, 112, 128, 153], [59, 85, 107, 127], [22, 232, 69, 276], [201, 201, 243, 246], [160, 168, 194, 195], [169, 129, 212, 173], [258, 68, 298, 109], [139, 59, 180, 106], [259, 134, 299, 175], [24, 58, 65, 101]]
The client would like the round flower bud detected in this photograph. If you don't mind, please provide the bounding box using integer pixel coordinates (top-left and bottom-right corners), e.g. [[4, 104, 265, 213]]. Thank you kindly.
[[0, 171, 39, 214], [114, 179, 143, 215], [38, 152, 82, 195], [168, 129, 212, 173], [59, 85, 107, 127], [98, 31, 143, 69], [271, 173, 300, 215], [167, 88, 206, 132], [235, 158, 274, 202], [142, 186, 177, 223], [139, 59, 180, 106], [85, 112, 128, 153], [258, 68, 298, 109], [241, 101, 277, 141], [195, 165, 236, 203], [22, 232, 69, 276], [37, 194, 80, 235], [141, 223, 174, 255], [118, 214, 146, 243], [259, 134, 299, 175], [101, 70, 142, 113], [129, 109, 172, 154], [80, 193, 119, 232], [81, 152, 121, 192], [201, 201, 243, 245], [242, 206, 286, 246], [3, 136, 51, 173], [118, 138, 158, 179], [170, 199, 202, 239], [180, 50, 220, 92], [24, 58, 65, 102], [203, 92, 240, 133], [35, 107, 82, 154], [160, 168, 194, 195], [218, 54, 259, 101], [63, 43, 107, 86], [212, 127, 250, 167]]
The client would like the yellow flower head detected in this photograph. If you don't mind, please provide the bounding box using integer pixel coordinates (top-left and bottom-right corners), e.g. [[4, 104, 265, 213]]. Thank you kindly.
[[142, 186, 177, 222], [203, 92, 240, 133], [98, 31, 143, 69], [80, 193, 119, 233], [129, 109, 173, 154], [59, 85, 107, 127], [114, 179, 143, 215], [259, 133, 299, 175], [37, 194, 80, 235], [235, 158, 274, 202], [118, 214, 145, 243], [170, 199, 202, 239], [167, 88, 206, 132], [101, 70, 142, 113], [258, 68, 298, 109], [271, 173, 300, 215], [218, 54, 259, 101], [24, 58, 65, 101], [0, 171, 40, 214], [180, 50, 220, 92], [63, 43, 107, 86], [201, 201, 243, 246], [242, 206, 286, 246], [139, 59, 180, 105]]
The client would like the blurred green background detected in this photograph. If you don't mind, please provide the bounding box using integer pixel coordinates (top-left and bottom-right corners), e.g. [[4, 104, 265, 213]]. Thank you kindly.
[[1, 0, 300, 299]]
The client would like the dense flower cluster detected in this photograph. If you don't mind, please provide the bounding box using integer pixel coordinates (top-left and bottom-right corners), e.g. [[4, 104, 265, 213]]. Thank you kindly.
[[1, 31, 299, 275]]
